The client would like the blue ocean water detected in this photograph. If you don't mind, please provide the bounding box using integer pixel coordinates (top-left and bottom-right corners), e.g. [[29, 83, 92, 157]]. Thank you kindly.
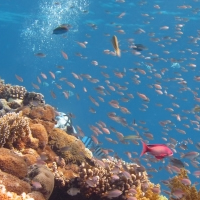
[[1, 0, 200, 196]]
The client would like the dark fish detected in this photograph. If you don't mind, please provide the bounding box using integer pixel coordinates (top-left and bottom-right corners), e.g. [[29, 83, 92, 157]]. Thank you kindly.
[[132, 44, 148, 51], [169, 157, 184, 168], [53, 24, 70, 34], [35, 53, 46, 58]]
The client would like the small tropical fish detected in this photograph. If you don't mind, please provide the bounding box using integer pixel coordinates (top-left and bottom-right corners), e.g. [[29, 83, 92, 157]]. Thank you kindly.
[[140, 141, 173, 159], [53, 24, 69, 34], [169, 157, 184, 168], [41, 72, 47, 79], [132, 44, 148, 51], [50, 90, 56, 99], [67, 188, 80, 196], [123, 135, 141, 140], [15, 74, 23, 82], [35, 53, 46, 58], [75, 41, 87, 48], [104, 189, 123, 198], [193, 105, 200, 113], [181, 151, 199, 159], [112, 35, 121, 57], [32, 83, 40, 90], [31, 181, 42, 189], [49, 71, 55, 79], [61, 50, 68, 60]]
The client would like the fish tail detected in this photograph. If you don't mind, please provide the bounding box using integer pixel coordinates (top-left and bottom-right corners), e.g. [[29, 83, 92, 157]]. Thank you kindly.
[[116, 48, 121, 57], [140, 141, 148, 157]]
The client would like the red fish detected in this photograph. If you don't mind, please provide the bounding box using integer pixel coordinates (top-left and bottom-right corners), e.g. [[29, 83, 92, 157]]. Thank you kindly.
[[140, 141, 173, 159]]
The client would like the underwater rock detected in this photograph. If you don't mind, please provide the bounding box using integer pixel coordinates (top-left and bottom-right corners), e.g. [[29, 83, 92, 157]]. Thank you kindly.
[[27, 164, 54, 200], [0, 148, 28, 179]]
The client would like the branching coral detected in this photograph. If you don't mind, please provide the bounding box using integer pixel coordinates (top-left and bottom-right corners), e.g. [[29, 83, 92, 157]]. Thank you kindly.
[[0, 111, 31, 148], [67, 158, 163, 200], [0, 84, 27, 100], [168, 168, 200, 200]]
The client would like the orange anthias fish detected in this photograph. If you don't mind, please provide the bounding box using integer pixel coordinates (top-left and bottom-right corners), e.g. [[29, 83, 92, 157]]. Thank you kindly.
[[140, 141, 173, 159]]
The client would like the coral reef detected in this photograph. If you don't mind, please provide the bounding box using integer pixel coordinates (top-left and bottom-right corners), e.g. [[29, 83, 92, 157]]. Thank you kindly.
[[30, 123, 48, 149], [0, 111, 31, 149], [0, 148, 28, 178], [0, 184, 45, 200], [0, 81, 170, 200], [168, 168, 200, 200], [23, 92, 45, 107], [0, 84, 27, 101], [0, 170, 31, 195], [48, 128, 93, 165], [22, 104, 56, 134], [26, 165, 54, 200]]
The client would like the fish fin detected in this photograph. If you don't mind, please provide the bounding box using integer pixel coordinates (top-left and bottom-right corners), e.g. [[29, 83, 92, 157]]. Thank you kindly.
[[140, 141, 148, 157], [155, 155, 165, 159]]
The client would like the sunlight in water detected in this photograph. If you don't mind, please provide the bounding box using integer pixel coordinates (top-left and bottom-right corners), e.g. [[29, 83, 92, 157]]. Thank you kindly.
[[21, 0, 89, 52]]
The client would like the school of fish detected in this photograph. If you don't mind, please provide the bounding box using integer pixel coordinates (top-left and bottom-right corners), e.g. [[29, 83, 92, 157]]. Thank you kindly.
[[15, 0, 200, 197]]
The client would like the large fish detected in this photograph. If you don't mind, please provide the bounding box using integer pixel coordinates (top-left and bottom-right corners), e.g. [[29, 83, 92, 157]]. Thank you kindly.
[[140, 141, 173, 159], [53, 24, 70, 34]]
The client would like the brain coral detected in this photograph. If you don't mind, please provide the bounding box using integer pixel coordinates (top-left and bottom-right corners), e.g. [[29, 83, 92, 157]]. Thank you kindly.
[[0, 111, 31, 148]]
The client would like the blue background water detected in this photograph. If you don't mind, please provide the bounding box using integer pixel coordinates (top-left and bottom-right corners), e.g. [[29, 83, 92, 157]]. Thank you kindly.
[[1, 0, 200, 195]]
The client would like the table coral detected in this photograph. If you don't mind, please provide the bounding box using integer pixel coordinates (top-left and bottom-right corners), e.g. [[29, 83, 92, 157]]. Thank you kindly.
[[0, 111, 31, 148]]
